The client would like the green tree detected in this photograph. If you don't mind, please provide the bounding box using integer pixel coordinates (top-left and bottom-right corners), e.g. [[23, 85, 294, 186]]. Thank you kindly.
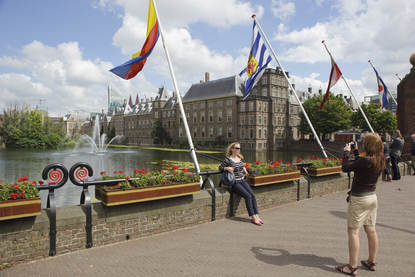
[[300, 94, 352, 139], [351, 103, 397, 135], [0, 106, 64, 149], [151, 119, 172, 145]]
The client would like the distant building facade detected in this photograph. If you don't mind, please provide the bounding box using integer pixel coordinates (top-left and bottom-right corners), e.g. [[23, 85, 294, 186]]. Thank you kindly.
[[92, 68, 305, 150]]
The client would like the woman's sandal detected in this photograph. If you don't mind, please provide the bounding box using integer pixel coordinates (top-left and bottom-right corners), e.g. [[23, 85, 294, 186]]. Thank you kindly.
[[335, 264, 358, 276], [361, 260, 376, 271]]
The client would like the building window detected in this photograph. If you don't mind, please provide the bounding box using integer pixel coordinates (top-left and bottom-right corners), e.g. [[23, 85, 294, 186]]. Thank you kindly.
[[193, 128, 197, 138], [201, 127, 205, 137], [264, 116, 267, 125], [201, 114, 205, 122], [218, 100, 223, 108], [250, 129, 254, 139], [259, 116, 262, 125], [218, 127, 222, 136], [227, 110, 232, 122], [249, 102, 254, 111], [227, 127, 232, 138], [155, 111, 159, 118], [262, 77, 268, 85], [179, 127, 183, 137], [241, 128, 245, 138], [193, 112, 197, 123], [227, 99, 232, 106], [209, 127, 214, 137], [262, 88, 267, 97], [200, 102, 205, 109], [258, 129, 261, 139], [208, 102, 214, 109], [209, 111, 213, 122], [250, 116, 254, 125], [240, 102, 245, 112], [218, 111, 222, 122], [264, 129, 267, 138]]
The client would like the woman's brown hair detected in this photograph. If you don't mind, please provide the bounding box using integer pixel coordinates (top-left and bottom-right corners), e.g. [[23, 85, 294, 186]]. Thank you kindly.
[[225, 142, 244, 159], [363, 133, 385, 173], [394, 129, 403, 138]]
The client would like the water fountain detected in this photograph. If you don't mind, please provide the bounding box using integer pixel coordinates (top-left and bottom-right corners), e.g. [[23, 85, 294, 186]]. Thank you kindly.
[[77, 117, 122, 153]]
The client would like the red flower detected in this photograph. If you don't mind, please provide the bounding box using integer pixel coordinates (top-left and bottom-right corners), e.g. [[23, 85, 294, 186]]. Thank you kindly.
[[167, 164, 170, 168], [163, 180, 167, 184], [172, 172, 178, 175], [134, 169, 139, 174], [139, 168, 145, 174], [274, 161, 280, 166], [246, 167, 251, 171], [116, 183, 120, 187], [182, 168, 188, 173], [39, 180, 44, 184], [340, 158, 343, 162], [15, 185, 20, 189], [17, 176, 28, 182], [100, 171, 106, 175], [246, 162, 250, 166], [172, 165, 178, 170], [32, 181, 37, 184], [119, 171, 125, 174], [125, 176, 130, 180], [255, 160, 261, 165]]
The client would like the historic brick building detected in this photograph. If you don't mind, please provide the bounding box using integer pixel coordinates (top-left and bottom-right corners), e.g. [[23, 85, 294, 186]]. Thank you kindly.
[[96, 68, 303, 150]]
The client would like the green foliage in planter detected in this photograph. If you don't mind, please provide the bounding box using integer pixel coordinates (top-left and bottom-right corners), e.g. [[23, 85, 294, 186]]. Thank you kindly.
[[246, 160, 298, 176], [305, 156, 342, 169], [0, 177, 40, 201]]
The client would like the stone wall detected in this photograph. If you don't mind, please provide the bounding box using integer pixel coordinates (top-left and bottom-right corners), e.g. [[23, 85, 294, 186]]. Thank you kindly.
[[1, 166, 409, 269]]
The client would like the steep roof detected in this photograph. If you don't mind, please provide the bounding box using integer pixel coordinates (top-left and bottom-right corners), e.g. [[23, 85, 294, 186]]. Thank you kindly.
[[182, 75, 244, 102]]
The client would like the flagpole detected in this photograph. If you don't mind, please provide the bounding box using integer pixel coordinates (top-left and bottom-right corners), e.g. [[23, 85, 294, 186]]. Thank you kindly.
[[251, 15, 328, 158], [151, 0, 202, 179], [322, 41, 374, 133], [368, 60, 398, 106]]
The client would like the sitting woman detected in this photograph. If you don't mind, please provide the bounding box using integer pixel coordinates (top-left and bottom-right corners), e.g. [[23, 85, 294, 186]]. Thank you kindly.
[[219, 142, 263, 226]]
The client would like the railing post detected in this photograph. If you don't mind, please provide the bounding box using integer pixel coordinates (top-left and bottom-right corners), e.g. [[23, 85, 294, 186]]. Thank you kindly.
[[200, 171, 218, 221], [69, 162, 94, 248], [36, 163, 69, 256]]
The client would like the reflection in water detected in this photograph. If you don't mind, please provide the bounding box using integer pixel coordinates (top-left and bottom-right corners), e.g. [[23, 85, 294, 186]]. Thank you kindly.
[[0, 148, 316, 207]]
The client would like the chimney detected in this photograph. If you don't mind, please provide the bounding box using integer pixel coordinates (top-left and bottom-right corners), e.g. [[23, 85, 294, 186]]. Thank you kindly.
[[205, 72, 210, 82], [318, 89, 322, 95], [308, 87, 312, 94]]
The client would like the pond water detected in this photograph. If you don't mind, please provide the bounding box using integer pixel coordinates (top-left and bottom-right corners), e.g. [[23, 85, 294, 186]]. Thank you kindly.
[[0, 147, 316, 207]]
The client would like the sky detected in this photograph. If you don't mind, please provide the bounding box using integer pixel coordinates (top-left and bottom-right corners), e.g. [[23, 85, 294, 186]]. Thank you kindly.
[[0, 0, 414, 116]]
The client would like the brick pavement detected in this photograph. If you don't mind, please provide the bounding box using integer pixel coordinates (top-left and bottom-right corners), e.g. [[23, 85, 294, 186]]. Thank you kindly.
[[2, 176, 414, 277]]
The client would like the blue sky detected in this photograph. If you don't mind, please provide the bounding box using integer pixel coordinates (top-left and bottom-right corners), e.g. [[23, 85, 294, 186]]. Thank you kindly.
[[0, 0, 413, 116]]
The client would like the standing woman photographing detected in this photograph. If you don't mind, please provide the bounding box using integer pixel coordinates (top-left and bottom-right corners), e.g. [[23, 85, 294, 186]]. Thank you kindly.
[[219, 142, 263, 226], [336, 133, 385, 276]]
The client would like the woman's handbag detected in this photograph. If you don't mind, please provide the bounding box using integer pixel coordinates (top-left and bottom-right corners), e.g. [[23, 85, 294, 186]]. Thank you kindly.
[[220, 171, 236, 187]]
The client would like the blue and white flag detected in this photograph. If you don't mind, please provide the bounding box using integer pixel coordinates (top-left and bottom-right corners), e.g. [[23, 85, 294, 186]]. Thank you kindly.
[[372, 66, 389, 109], [239, 21, 272, 99]]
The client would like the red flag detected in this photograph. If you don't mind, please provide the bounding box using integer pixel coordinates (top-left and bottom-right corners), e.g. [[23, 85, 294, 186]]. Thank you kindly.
[[319, 58, 342, 111]]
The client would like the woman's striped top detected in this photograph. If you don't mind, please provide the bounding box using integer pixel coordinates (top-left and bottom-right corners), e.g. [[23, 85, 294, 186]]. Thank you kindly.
[[219, 157, 245, 179]]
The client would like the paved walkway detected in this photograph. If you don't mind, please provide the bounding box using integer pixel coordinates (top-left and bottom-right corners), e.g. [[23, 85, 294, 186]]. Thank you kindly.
[[2, 176, 415, 277]]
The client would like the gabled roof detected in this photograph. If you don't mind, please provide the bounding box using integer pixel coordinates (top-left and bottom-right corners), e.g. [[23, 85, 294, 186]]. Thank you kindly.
[[182, 75, 244, 103], [156, 87, 170, 101], [164, 96, 177, 109]]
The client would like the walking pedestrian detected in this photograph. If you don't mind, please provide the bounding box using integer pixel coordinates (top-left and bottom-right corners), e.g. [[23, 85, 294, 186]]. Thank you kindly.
[[382, 135, 392, 181], [336, 133, 385, 276], [390, 130, 404, 180], [219, 142, 263, 226]]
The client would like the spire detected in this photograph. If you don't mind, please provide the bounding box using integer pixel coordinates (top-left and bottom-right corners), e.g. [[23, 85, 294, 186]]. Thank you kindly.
[[135, 94, 140, 105], [128, 95, 133, 107]]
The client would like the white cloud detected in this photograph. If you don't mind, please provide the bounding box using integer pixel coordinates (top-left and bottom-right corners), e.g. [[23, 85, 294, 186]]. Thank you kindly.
[[272, 0, 296, 21], [110, 0, 262, 96], [0, 41, 156, 116], [274, 0, 414, 100]]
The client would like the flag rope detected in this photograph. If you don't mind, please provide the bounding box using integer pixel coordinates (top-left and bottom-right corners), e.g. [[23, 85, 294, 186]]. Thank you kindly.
[[251, 15, 328, 158], [322, 41, 375, 133], [151, 0, 202, 183], [368, 60, 398, 106]]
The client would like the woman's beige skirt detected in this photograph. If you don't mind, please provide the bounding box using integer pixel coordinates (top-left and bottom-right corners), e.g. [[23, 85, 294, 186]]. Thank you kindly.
[[347, 194, 377, 229]]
